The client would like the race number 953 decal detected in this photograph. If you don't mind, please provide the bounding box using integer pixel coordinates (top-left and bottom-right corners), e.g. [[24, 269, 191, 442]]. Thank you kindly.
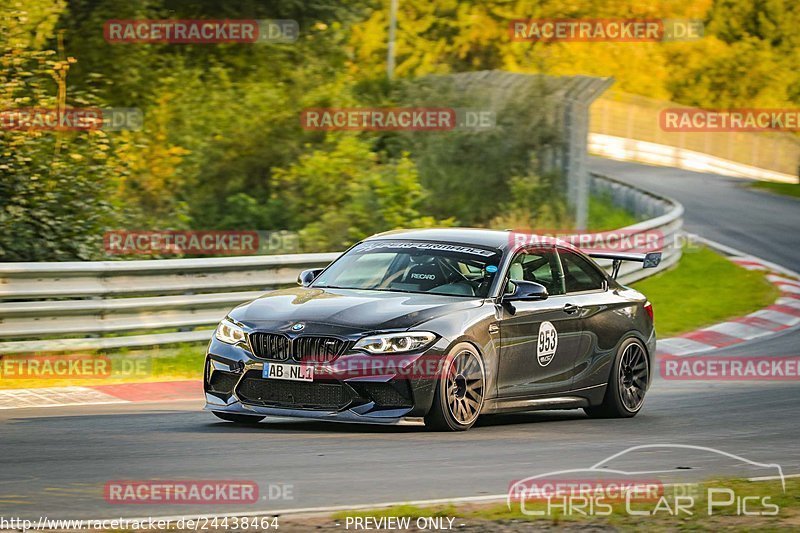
[[537, 321, 558, 366]]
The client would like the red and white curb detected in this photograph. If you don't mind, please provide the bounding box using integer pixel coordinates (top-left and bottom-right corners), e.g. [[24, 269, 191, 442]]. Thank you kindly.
[[656, 241, 800, 357], [0, 380, 200, 410]]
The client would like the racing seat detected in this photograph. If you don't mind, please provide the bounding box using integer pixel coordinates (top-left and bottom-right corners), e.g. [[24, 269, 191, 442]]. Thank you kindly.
[[404, 263, 444, 292], [436, 281, 475, 296]]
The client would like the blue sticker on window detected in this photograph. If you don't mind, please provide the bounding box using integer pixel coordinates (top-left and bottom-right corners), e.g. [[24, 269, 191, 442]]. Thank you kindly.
[[486, 265, 498, 273]]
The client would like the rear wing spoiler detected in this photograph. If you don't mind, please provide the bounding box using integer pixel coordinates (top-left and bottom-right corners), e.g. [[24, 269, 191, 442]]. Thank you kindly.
[[588, 251, 662, 279]]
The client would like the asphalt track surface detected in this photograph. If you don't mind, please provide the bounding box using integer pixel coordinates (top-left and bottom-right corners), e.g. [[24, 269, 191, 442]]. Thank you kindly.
[[1, 158, 799, 521]]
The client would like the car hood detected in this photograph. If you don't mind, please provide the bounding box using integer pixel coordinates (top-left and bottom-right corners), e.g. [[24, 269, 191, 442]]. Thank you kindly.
[[229, 287, 484, 333]]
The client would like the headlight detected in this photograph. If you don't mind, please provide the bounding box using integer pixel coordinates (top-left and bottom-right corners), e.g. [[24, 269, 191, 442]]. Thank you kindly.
[[353, 332, 437, 354], [215, 318, 246, 345]]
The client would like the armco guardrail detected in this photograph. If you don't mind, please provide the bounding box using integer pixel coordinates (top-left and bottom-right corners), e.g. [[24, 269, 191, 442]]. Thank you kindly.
[[588, 172, 683, 283], [589, 133, 798, 183], [0, 253, 339, 353], [590, 90, 800, 183], [0, 177, 682, 353]]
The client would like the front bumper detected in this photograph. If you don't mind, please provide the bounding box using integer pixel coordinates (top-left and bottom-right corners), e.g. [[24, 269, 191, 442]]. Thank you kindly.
[[203, 336, 449, 425]]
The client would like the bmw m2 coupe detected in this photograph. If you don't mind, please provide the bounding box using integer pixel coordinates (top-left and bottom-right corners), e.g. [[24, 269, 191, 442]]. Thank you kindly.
[[204, 228, 660, 431]]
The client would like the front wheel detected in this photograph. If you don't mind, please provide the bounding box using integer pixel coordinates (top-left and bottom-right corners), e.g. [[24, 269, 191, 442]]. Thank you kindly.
[[425, 343, 486, 431], [584, 338, 650, 419], [213, 411, 265, 424]]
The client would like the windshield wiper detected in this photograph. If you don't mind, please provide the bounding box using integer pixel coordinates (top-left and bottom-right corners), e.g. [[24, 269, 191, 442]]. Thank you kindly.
[[316, 285, 418, 294], [363, 287, 417, 294]]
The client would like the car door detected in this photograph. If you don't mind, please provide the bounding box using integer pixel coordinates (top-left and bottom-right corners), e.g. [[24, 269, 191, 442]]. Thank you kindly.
[[555, 247, 619, 390], [496, 246, 586, 398]]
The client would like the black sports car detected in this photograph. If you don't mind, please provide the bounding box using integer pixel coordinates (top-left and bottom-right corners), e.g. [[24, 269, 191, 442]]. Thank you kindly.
[[204, 228, 660, 431]]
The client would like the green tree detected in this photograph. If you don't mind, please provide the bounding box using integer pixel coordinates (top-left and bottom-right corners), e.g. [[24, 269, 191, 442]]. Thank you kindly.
[[272, 135, 449, 251], [0, 3, 127, 261]]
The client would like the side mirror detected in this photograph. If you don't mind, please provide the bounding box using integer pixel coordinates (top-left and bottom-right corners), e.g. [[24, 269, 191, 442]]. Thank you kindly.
[[502, 280, 549, 302], [297, 268, 323, 287]]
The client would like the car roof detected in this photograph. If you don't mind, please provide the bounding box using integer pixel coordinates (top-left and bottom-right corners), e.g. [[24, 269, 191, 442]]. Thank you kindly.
[[364, 227, 572, 252]]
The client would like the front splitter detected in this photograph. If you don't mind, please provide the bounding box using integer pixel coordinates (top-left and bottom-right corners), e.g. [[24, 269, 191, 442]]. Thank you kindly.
[[205, 393, 423, 426]]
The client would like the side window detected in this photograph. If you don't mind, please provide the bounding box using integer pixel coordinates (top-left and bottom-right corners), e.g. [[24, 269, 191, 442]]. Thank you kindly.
[[559, 250, 606, 293], [506, 248, 565, 296]]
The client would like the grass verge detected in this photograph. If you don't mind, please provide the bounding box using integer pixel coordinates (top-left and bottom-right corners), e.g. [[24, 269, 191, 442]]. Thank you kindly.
[[750, 180, 800, 199], [0, 343, 205, 390], [588, 192, 640, 230], [631, 246, 779, 337]]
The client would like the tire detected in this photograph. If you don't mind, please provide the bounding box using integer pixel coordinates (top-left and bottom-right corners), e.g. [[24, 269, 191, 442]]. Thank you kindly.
[[425, 343, 486, 431], [584, 337, 650, 419], [213, 411, 265, 424]]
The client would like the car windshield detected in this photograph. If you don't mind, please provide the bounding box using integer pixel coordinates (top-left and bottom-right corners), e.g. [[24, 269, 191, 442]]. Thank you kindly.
[[313, 240, 502, 298]]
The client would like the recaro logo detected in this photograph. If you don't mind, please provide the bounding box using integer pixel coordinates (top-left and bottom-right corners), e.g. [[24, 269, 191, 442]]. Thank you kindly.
[[410, 273, 436, 280]]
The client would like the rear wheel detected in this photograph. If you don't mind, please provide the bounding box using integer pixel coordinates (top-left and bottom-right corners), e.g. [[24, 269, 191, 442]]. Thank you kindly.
[[584, 338, 649, 419], [213, 411, 265, 424], [425, 343, 485, 431]]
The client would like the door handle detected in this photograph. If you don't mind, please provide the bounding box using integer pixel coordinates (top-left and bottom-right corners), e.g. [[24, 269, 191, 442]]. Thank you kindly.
[[563, 303, 579, 315]]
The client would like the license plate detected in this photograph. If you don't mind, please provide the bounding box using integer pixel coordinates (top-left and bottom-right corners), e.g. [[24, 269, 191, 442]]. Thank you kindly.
[[262, 362, 314, 382]]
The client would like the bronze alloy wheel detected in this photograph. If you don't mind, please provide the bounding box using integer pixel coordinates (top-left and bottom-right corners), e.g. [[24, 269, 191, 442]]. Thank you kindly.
[[445, 349, 485, 425]]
